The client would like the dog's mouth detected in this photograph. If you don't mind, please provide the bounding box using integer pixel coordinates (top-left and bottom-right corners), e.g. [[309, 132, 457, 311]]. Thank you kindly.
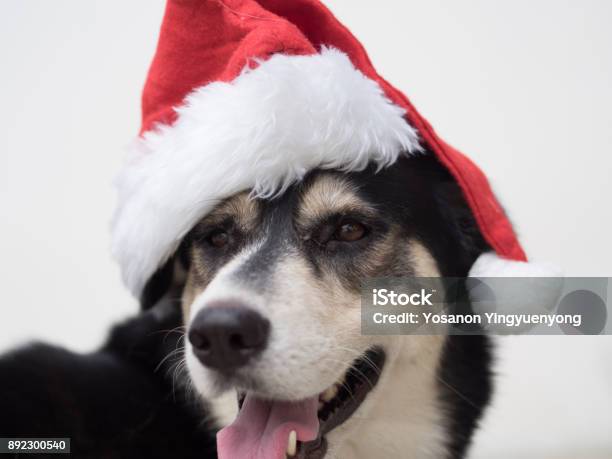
[[216, 347, 385, 459]]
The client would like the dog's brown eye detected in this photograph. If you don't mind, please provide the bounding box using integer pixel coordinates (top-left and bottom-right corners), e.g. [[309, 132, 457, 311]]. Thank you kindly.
[[208, 230, 229, 248], [334, 221, 366, 242]]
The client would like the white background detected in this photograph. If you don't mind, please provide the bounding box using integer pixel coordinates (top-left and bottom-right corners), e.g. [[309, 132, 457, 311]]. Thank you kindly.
[[1, 1, 611, 458]]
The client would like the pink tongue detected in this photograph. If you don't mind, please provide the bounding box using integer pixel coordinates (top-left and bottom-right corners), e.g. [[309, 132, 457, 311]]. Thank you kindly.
[[217, 394, 319, 459]]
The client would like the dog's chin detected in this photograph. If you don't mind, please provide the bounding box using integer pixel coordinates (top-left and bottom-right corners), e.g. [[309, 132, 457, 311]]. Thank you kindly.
[[189, 346, 386, 459]]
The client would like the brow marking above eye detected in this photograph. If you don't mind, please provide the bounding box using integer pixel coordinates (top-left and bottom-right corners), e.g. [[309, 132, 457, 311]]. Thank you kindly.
[[195, 191, 261, 233], [296, 174, 377, 231]]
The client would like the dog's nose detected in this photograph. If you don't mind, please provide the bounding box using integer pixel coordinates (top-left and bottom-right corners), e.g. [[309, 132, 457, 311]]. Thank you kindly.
[[188, 305, 270, 371]]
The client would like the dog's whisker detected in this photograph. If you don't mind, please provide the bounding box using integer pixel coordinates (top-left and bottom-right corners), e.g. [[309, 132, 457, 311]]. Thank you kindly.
[[434, 375, 480, 410], [148, 326, 188, 346], [150, 325, 187, 336], [332, 345, 384, 376], [316, 357, 367, 401], [155, 346, 185, 373], [402, 345, 481, 411], [170, 359, 188, 403]]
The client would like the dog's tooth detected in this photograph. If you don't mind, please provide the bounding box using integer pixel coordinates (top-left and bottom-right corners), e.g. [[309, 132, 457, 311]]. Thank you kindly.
[[321, 384, 338, 402], [286, 430, 297, 457]]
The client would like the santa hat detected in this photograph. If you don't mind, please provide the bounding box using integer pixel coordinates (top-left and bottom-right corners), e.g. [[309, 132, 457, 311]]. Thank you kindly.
[[112, 0, 551, 299]]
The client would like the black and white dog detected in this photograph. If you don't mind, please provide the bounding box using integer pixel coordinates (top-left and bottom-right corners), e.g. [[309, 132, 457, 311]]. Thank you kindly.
[[0, 153, 492, 458]]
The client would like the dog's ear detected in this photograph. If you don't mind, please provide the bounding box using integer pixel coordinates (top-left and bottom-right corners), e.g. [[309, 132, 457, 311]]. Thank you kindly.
[[388, 153, 490, 276], [139, 241, 191, 310], [431, 174, 491, 276], [140, 259, 175, 310]]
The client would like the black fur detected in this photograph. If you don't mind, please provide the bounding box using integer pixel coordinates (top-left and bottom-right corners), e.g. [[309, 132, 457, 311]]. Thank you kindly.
[[0, 153, 492, 458], [0, 303, 217, 458]]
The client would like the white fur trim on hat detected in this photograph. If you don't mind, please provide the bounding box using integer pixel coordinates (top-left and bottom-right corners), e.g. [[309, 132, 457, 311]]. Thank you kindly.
[[468, 252, 564, 332], [112, 48, 421, 297], [469, 252, 563, 278]]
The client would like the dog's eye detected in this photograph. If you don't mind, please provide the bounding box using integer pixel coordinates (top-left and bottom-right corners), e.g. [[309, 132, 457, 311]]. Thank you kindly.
[[333, 220, 367, 242], [207, 229, 229, 248]]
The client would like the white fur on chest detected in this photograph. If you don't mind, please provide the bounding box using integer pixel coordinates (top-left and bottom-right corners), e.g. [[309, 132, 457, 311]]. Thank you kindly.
[[329, 336, 449, 459]]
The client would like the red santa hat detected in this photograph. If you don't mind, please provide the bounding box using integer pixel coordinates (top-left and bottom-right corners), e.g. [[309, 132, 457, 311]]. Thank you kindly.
[[112, 0, 549, 298]]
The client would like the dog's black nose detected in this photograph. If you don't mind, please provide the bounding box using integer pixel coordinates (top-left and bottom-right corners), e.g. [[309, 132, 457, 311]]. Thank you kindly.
[[188, 305, 270, 371]]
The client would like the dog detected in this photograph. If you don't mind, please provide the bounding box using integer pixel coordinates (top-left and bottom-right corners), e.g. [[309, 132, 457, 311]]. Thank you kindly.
[[0, 153, 492, 458]]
